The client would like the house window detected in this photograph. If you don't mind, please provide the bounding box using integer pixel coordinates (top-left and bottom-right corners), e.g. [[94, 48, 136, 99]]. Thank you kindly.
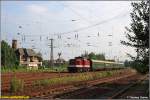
[[30, 56, 33, 62], [21, 55, 26, 61]]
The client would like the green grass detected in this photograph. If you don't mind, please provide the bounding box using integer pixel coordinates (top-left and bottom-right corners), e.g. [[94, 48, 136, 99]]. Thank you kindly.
[[10, 76, 24, 93], [1, 65, 67, 73], [32, 70, 120, 88], [1, 66, 27, 73], [7, 70, 123, 94]]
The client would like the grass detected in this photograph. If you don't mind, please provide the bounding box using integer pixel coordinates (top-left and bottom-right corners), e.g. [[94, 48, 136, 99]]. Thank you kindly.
[[1, 65, 67, 73], [7, 70, 123, 94], [32, 70, 120, 88], [10, 76, 24, 93], [1, 62, 123, 73]]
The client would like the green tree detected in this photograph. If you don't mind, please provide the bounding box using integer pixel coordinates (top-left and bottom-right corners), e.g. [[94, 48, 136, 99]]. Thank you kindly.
[[96, 54, 105, 60], [88, 52, 97, 59], [42, 60, 49, 68], [121, 1, 149, 73], [1, 40, 19, 68], [124, 60, 132, 67], [81, 52, 105, 60]]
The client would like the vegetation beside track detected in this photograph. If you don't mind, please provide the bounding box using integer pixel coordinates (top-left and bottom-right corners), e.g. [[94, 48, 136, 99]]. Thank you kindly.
[[6, 69, 133, 95], [8, 70, 122, 93], [1, 65, 68, 73], [10, 77, 24, 93], [31, 70, 123, 88]]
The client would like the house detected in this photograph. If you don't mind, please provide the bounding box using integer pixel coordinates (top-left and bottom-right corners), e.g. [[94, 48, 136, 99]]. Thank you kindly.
[[12, 40, 42, 69]]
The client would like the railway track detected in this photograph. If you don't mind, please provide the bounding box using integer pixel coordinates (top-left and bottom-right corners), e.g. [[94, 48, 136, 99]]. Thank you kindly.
[[1, 72, 80, 91], [2, 69, 136, 98], [2, 69, 127, 92], [50, 73, 148, 99], [30, 72, 136, 99], [109, 74, 149, 99]]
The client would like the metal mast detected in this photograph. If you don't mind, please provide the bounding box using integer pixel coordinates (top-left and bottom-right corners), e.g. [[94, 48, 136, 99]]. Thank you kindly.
[[50, 38, 54, 68]]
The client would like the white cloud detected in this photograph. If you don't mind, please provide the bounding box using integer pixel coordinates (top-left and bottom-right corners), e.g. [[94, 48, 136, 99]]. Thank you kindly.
[[27, 4, 48, 14]]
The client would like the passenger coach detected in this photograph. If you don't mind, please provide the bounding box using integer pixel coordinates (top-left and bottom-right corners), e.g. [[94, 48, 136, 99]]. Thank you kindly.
[[68, 57, 124, 72]]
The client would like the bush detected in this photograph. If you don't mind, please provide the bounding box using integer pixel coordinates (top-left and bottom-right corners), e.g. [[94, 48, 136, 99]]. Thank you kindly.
[[32, 70, 117, 88], [10, 77, 24, 93], [1, 40, 19, 67], [106, 71, 112, 76], [131, 61, 148, 74]]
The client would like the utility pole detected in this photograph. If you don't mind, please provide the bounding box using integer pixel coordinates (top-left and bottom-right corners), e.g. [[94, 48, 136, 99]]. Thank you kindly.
[[50, 38, 54, 68]]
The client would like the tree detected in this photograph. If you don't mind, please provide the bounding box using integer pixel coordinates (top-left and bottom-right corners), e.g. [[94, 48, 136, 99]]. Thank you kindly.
[[81, 51, 88, 58], [42, 60, 49, 68], [96, 53, 105, 60], [81, 52, 105, 60], [88, 52, 97, 59], [1, 40, 19, 67], [121, 1, 149, 73], [124, 60, 133, 67]]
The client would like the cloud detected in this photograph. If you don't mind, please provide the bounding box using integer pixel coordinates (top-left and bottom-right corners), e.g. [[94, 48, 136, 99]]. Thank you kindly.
[[27, 4, 48, 14]]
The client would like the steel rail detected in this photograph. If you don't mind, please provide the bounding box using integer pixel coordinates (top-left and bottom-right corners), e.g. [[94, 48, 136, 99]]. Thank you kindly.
[[108, 75, 148, 99]]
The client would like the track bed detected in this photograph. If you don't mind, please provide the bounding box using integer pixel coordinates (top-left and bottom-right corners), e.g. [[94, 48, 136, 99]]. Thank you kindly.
[[2, 68, 147, 99], [55, 73, 148, 99]]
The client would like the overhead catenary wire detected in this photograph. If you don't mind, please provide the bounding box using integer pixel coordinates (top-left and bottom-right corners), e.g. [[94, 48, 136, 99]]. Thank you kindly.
[[15, 4, 129, 61], [17, 10, 128, 39], [58, 5, 128, 59], [56, 10, 129, 35]]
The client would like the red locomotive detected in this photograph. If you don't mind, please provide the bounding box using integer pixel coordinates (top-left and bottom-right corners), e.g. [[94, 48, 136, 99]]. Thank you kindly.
[[68, 57, 92, 72], [68, 57, 124, 72]]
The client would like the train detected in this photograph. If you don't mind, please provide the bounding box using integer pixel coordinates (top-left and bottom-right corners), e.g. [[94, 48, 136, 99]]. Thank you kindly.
[[68, 57, 124, 72]]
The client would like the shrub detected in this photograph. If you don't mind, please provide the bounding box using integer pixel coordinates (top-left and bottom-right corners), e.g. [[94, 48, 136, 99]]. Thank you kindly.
[[10, 77, 24, 93], [32, 70, 117, 87], [131, 61, 148, 74], [106, 71, 112, 76]]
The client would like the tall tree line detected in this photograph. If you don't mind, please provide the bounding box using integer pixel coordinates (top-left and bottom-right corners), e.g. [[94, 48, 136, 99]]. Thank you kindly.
[[121, 0, 149, 73], [1, 40, 19, 68], [81, 52, 105, 60]]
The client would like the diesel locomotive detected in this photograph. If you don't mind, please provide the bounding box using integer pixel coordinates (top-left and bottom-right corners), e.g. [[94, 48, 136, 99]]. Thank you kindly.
[[68, 57, 124, 72]]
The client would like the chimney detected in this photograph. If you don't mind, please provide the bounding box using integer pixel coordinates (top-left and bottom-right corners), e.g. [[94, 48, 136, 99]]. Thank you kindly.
[[12, 39, 17, 49]]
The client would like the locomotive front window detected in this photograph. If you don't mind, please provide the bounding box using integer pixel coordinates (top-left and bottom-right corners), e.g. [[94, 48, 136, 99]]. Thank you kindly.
[[76, 61, 81, 65], [75, 59, 83, 65], [69, 60, 75, 65]]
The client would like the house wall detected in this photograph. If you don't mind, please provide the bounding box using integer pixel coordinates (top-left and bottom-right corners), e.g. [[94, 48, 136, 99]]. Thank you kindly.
[[30, 56, 39, 62], [16, 50, 42, 68], [20, 61, 42, 65], [19, 56, 42, 67]]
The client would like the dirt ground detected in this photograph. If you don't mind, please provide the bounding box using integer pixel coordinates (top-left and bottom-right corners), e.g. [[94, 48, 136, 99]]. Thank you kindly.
[[2, 68, 143, 99]]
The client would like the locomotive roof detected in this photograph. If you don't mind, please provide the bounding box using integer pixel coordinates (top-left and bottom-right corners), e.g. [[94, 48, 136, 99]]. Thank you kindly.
[[75, 57, 88, 59], [75, 57, 83, 59]]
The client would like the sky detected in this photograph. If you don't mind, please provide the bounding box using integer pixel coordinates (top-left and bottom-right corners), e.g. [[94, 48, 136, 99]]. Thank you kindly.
[[1, 1, 139, 61]]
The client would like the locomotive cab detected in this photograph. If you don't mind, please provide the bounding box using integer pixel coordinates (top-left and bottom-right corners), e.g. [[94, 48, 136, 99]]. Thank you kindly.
[[82, 59, 91, 72], [75, 58, 83, 72], [68, 59, 75, 72], [68, 57, 91, 72]]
